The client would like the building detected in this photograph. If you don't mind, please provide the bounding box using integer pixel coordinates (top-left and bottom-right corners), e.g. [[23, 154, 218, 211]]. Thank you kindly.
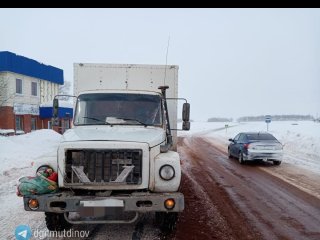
[[0, 51, 72, 134]]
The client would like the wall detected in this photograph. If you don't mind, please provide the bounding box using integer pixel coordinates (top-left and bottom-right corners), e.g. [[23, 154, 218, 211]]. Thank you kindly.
[[1, 71, 40, 107], [40, 80, 59, 104], [0, 106, 15, 129], [0, 106, 41, 132], [0, 71, 59, 107], [0, 71, 60, 133]]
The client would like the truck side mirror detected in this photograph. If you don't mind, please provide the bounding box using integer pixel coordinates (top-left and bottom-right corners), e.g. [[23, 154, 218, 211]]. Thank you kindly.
[[53, 98, 59, 118], [182, 121, 190, 130], [182, 103, 190, 122]]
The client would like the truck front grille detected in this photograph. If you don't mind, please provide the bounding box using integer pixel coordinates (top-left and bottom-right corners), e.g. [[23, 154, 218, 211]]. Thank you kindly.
[[65, 149, 142, 185]]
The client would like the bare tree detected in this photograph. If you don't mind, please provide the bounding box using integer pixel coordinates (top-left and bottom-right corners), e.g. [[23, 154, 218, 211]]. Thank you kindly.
[[58, 80, 72, 100], [0, 76, 14, 107]]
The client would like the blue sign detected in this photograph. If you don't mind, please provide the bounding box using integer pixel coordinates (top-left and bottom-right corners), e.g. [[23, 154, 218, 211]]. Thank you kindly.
[[265, 115, 272, 123], [15, 225, 32, 240]]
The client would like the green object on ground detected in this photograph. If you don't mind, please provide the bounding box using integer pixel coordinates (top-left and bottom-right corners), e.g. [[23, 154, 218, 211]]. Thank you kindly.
[[18, 174, 58, 196]]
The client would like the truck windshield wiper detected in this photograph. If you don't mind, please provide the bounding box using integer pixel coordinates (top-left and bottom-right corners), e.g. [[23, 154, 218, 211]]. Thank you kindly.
[[114, 117, 148, 127], [81, 117, 111, 125]]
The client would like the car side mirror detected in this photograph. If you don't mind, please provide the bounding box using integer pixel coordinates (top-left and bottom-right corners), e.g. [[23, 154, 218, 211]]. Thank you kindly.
[[228, 138, 234, 142], [52, 99, 59, 126], [182, 121, 190, 130], [182, 103, 190, 122], [53, 98, 59, 118]]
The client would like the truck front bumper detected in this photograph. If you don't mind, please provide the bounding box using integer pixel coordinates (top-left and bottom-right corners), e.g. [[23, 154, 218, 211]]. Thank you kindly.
[[23, 192, 184, 214]]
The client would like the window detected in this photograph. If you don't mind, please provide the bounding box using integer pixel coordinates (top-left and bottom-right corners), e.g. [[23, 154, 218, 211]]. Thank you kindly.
[[48, 121, 52, 129], [74, 93, 162, 126], [234, 134, 240, 141], [15, 116, 23, 131], [31, 82, 37, 96], [246, 133, 277, 141], [16, 79, 22, 94], [64, 119, 70, 129], [238, 134, 247, 143], [31, 117, 37, 131]]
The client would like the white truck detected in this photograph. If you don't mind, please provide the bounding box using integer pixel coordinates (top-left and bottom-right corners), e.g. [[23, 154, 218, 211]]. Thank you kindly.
[[23, 63, 190, 232]]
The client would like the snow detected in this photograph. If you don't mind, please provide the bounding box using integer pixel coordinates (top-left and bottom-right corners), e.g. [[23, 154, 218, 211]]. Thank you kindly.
[[40, 100, 73, 108], [0, 129, 62, 173], [0, 129, 62, 239], [0, 129, 15, 136]]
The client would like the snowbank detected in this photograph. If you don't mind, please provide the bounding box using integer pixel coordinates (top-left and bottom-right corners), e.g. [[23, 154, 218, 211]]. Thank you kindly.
[[0, 129, 15, 135], [0, 129, 62, 173], [0, 129, 62, 239]]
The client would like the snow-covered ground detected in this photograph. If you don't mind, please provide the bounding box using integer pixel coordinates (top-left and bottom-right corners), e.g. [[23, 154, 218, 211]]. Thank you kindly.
[[0, 122, 319, 239], [0, 130, 62, 240]]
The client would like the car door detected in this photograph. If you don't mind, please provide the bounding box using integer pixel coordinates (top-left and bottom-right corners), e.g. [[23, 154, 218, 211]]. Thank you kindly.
[[233, 133, 244, 155], [237, 134, 246, 153], [230, 134, 241, 156]]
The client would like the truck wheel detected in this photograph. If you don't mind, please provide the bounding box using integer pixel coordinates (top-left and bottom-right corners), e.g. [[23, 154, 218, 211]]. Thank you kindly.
[[155, 212, 178, 233], [228, 148, 232, 158], [45, 212, 72, 231]]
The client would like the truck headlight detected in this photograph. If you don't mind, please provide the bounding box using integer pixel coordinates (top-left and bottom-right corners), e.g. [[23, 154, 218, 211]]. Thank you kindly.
[[159, 165, 175, 180]]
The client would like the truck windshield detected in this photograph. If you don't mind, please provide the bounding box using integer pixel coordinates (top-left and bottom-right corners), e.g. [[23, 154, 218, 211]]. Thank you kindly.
[[74, 93, 162, 126]]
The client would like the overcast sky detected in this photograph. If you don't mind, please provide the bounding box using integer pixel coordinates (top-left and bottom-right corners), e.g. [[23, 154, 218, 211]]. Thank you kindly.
[[1, 8, 319, 121]]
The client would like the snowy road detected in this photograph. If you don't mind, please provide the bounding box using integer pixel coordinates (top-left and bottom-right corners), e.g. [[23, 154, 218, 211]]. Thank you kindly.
[[175, 136, 320, 240]]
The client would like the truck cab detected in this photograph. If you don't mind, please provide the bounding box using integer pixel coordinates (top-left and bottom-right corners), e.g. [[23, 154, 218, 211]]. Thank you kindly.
[[23, 63, 190, 232]]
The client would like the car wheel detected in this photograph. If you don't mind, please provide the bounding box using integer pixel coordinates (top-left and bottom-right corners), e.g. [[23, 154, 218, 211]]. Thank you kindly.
[[273, 161, 281, 165], [238, 152, 245, 164], [228, 148, 232, 158]]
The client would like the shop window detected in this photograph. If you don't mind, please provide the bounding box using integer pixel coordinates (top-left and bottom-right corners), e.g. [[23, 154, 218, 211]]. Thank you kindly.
[[16, 79, 22, 94], [15, 116, 23, 131], [31, 117, 37, 131], [48, 121, 52, 129], [31, 82, 37, 96], [64, 119, 70, 129]]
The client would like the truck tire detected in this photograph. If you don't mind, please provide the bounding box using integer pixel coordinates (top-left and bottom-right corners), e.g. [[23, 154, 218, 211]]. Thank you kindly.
[[45, 212, 72, 231], [155, 212, 178, 233], [273, 160, 281, 165]]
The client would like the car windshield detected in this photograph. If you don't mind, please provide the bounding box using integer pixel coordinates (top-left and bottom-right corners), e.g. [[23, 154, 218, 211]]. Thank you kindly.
[[74, 93, 162, 126], [246, 133, 277, 141]]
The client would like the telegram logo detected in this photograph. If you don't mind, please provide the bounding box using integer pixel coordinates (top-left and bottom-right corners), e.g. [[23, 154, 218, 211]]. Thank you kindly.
[[15, 225, 32, 240]]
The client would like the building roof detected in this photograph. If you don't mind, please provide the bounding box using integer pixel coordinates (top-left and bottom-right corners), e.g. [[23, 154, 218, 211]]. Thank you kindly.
[[0, 51, 64, 85]]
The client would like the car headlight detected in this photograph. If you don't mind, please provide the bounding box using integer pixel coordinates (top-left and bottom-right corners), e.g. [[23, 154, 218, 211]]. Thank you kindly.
[[159, 165, 175, 181]]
